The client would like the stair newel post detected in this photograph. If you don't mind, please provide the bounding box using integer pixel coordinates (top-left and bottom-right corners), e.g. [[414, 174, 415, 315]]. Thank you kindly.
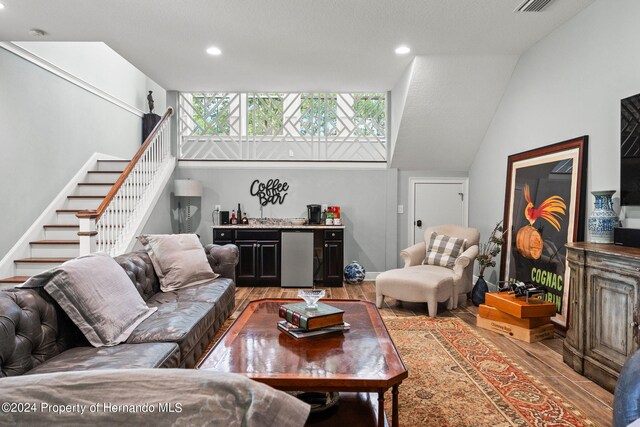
[[77, 210, 98, 255]]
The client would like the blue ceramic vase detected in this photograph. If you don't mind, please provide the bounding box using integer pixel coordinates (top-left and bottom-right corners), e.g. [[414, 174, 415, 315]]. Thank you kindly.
[[588, 190, 619, 244], [344, 261, 366, 284]]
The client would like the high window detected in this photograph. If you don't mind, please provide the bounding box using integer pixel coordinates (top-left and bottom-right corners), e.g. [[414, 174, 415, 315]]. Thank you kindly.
[[178, 92, 386, 161]]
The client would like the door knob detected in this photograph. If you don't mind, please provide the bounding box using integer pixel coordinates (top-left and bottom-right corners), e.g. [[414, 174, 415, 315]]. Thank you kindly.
[[416, 220, 422, 227]]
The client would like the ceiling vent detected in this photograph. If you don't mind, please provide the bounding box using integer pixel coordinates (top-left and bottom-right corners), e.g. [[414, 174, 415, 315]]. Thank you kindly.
[[515, 0, 554, 12]]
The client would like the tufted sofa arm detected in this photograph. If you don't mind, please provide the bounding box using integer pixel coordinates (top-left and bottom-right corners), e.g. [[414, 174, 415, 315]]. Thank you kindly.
[[0, 289, 83, 377], [205, 244, 239, 284]]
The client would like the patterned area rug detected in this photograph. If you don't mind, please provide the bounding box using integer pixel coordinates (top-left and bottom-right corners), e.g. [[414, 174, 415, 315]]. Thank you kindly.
[[384, 317, 593, 427]]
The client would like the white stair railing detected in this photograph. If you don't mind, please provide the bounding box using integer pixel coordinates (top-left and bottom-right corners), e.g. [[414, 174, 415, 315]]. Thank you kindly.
[[78, 107, 174, 256]]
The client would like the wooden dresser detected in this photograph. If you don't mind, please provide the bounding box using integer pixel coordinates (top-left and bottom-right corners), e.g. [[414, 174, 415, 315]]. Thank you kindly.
[[564, 242, 640, 392]]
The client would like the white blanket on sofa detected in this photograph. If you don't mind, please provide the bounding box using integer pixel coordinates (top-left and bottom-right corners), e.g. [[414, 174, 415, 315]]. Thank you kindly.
[[0, 369, 310, 426]]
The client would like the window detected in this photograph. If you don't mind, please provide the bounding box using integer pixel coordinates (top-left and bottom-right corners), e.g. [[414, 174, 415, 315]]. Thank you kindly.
[[189, 94, 231, 136], [299, 94, 337, 137], [353, 93, 385, 137], [247, 94, 284, 136], [178, 92, 386, 161]]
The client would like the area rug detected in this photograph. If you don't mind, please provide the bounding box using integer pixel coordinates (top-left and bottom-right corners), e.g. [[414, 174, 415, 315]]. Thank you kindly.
[[383, 317, 593, 427]]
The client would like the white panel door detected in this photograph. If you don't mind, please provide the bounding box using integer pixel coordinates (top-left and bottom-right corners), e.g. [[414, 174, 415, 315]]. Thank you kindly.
[[413, 182, 465, 244]]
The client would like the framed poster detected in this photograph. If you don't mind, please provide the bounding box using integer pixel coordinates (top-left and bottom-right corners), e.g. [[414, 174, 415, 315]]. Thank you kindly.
[[500, 136, 588, 330]]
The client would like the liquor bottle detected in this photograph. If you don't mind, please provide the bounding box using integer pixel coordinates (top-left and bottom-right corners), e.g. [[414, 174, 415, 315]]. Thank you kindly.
[[241, 212, 249, 225], [231, 210, 237, 225], [212, 207, 220, 226]]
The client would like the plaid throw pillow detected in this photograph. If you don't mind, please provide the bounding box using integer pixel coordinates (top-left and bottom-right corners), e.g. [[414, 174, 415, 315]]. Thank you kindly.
[[423, 232, 467, 269]]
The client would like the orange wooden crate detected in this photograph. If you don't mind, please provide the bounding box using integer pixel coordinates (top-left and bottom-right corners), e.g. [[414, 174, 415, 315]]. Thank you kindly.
[[484, 292, 557, 319], [476, 317, 555, 343], [478, 304, 551, 329]]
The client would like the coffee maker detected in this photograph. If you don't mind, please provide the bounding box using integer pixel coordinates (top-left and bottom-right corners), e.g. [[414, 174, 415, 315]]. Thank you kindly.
[[307, 204, 322, 224]]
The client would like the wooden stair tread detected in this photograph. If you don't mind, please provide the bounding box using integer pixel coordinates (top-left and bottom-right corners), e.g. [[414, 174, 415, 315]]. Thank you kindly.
[[0, 276, 30, 283], [87, 170, 124, 174], [67, 195, 105, 199], [57, 209, 132, 213], [78, 182, 115, 186], [14, 258, 72, 263], [30, 240, 79, 245], [43, 224, 79, 228]]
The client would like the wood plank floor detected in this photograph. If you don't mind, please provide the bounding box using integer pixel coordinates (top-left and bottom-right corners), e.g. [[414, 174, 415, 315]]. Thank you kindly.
[[233, 282, 613, 427]]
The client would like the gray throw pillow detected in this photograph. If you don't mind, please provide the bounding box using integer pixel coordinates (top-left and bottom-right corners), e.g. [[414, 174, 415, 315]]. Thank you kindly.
[[23, 253, 157, 347], [423, 232, 467, 269], [137, 234, 219, 292]]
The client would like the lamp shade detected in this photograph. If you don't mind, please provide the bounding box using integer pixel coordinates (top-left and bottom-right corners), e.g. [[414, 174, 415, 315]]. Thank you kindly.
[[174, 179, 203, 197]]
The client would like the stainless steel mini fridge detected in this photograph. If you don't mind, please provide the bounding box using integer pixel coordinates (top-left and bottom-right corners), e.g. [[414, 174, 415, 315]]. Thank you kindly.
[[281, 231, 313, 288]]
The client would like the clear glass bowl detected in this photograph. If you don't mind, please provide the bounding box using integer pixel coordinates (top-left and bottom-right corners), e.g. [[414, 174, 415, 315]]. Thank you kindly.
[[298, 289, 325, 309]]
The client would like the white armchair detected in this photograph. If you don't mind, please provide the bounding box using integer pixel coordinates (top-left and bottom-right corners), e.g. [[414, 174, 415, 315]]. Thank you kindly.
[[376, 225, 480, 317]]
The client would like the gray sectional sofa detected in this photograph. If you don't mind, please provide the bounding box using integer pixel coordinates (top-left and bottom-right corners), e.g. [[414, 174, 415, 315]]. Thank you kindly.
[[0, 243, 238, 377]]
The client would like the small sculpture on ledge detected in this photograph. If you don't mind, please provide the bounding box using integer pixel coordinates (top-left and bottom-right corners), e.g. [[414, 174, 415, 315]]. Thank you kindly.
[[147, 91, 155, 113]]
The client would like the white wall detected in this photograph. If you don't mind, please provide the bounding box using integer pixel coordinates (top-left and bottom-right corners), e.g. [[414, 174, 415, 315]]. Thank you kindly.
[[468, 0, 640, 280], [0, 45, 166, 260], [13, 42, 166, 114], [153, 166, 399, 273], [140, 170, 177, 236], [389, 60, 414, 163]]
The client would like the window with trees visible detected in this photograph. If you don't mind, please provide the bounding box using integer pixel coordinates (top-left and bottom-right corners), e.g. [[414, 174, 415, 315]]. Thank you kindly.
[[299, 94, 338, 137], [247, 94, 284, 136], [353, 93, 385, 137], [191, 95, 231, 136], [178, 92, 387, 161]]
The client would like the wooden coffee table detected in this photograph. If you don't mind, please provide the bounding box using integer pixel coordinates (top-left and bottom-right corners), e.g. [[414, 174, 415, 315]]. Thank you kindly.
[[197, 299, 408, 427]]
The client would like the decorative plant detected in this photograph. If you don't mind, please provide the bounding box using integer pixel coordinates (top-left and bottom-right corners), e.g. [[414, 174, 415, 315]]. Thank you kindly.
[[477, 220, 506, 277]]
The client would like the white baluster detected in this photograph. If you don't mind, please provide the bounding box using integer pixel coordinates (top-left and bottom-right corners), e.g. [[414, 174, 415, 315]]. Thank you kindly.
[[92, 111, 171, 256]]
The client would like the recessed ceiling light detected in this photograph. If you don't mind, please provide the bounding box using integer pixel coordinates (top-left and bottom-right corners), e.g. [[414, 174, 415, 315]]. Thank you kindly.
[[0, 3, 5, 10], [206, 46, 222, 56], [395, 45, 411, 55]]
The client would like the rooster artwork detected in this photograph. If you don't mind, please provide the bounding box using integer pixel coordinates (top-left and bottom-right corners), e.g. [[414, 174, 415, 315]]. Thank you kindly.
[[516, 184, 567, 260]]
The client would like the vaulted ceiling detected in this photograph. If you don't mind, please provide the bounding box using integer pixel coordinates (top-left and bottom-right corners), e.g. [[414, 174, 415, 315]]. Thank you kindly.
[[0, 0, 596, 169], [390, 55, 519, 170]]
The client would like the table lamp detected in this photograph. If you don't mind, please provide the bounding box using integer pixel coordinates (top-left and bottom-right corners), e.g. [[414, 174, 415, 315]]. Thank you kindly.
[[174, 179, 203, 233]]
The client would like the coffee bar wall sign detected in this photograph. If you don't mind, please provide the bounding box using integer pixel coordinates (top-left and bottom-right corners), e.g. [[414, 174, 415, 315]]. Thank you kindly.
[[250, 179, 289, 205], [500, 136, 588, 330]]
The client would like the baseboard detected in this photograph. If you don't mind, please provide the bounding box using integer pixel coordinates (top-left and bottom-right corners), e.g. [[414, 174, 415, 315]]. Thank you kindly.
[[365, 272, 381, 280]]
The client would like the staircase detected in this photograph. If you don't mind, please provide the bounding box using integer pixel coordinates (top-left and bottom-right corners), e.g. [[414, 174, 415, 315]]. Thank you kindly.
[[0, 108, 175, 289], [0, 159, 129, 286]]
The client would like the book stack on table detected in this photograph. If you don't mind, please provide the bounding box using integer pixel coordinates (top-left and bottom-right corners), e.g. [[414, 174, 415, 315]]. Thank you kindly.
[[476, 292, 556, 343], [278, 302, 349, 339]]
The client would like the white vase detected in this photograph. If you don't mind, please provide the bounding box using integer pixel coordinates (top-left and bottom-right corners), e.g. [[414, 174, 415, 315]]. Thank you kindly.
[[588, 190, 619, 244]]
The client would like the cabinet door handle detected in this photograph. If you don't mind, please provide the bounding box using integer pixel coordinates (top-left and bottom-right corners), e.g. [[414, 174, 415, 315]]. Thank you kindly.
[[325, 244, 328, 247], [253, 243, 257, 248], [257, 243, 260, 248], [331, 233, 335, 237]]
